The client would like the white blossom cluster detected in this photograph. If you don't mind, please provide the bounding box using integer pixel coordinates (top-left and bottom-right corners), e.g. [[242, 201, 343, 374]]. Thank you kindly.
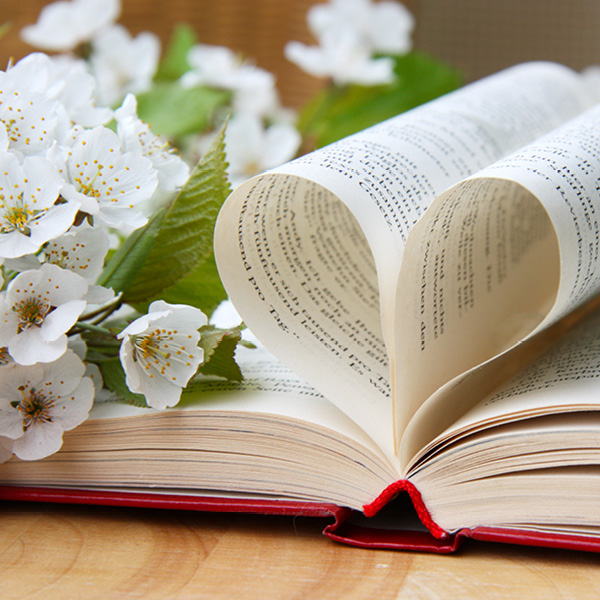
[[285, 0, 415, 85], [0, 0, 212, 463], [21, 0, 303, 191], [181, 43, 302, 189], [21, 0, 159, 106]]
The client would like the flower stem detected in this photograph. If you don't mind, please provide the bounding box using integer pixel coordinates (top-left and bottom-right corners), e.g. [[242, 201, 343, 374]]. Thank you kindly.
[[87, 339, 121, 348], [80, 294, 123, 322], [86, 355, 120, 363], [72, 321, 114, 336]]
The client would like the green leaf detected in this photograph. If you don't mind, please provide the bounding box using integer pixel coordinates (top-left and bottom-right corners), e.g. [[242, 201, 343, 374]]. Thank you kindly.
[[298, 51, 462, 148], [136, 82, 229, 138], [97, 208, 166, 294], [123, 128, 231, 304], [158, 251, 228, 317], [196, 325, 244, 382], [0, 22, 11, 41], [99, 358, 148, 407], [155, 24, 197, 82]]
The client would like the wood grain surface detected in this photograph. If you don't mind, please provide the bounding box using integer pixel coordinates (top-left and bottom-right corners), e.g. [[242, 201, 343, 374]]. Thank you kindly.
[[1, 501, 599, 599]]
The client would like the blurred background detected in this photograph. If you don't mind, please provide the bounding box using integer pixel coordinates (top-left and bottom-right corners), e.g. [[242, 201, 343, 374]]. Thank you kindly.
[[0, 0, 599, 108]]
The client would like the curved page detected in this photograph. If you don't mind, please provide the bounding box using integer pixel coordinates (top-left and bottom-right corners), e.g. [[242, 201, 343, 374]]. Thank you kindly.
[[398, 104, 600, 466], [215, 63, 595, 457], [395, 179, 560, 441]]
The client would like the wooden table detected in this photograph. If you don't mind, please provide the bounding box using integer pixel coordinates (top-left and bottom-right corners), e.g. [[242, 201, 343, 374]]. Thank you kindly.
[[1, 501, 599, 599]]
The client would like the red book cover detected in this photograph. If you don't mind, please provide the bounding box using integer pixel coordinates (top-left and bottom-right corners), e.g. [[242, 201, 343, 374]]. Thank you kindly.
[[3, 481, 600, 554]]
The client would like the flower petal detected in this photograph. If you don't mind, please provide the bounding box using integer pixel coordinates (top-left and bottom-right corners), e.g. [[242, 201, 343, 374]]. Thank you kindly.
[[148, 300, 208, 329], [41, 299, 87, 341], [52, 377, 94, 431], [134, 369, 183, 409], [9, 328, 67, 365], [40, 349, 86, 396], [12, 420, 64, 460], [0, 397, 27, 440]]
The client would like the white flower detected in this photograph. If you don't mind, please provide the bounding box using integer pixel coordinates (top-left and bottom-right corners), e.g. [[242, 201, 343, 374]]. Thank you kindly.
[[225, 113, 301, 188], [45, 226, 109, 280], [285, 28, 395, 86], [0, 71, 63, 157], [0, 351, 94, 461], [115, 94, 189, 192], [181, 44, 280, 117], [90, 25, 160, 107], [181, 44, 247, 89], [6, 53, 112, 130], [308, 0, 414, 55], [232, 68, 280, 118], [57, 126, 158, 231], [0, 152, 79, 259], [4, 226, 114, 303], [118, 301, 207, 409], [0, 263, 88, 365], [21, 0, 121, 52], [44, 226, 114, 303], [285, 0, 413, 85]]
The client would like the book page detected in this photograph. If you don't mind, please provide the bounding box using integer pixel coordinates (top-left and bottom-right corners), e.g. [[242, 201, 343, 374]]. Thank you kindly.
[[409, 413, 600, 532], [395, 178, 560, 442], [431, 303, 600, 452], [215, 63, 596, 457], [398, 304, 585, 469], [471, 103, 600, 325], [91, 340, 391, 468], [397, 105, 600, 466]]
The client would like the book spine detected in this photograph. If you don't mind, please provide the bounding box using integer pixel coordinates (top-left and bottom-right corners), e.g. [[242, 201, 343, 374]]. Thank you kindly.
[[362, 479, 448, 539], [321, 479, 463, 553]]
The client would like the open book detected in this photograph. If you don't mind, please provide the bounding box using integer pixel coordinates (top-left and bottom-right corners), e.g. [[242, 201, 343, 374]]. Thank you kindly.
[[3, 62, 600, 553]]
